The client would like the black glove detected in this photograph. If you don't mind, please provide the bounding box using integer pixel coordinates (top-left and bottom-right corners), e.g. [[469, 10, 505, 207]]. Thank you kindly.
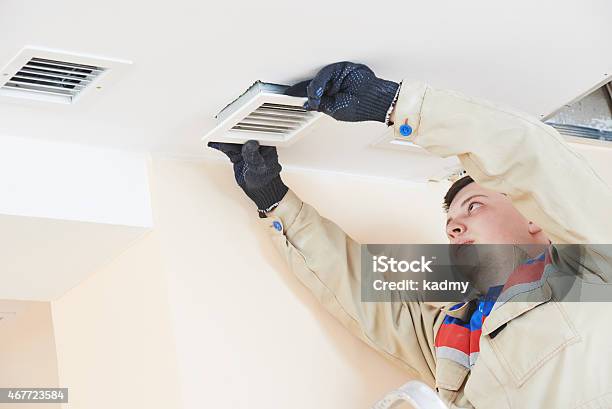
[[207, 140, 288, 213], [285, 61, 399, 123]]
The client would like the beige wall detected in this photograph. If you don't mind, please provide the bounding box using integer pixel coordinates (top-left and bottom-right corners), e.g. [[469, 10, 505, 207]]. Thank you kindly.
[[0, 155, 444, 409], [51, 232, 182, 409], [0, 300, 60, 409], [149, 158, 447, 409], [47, 142, 612, 409], [51, 156, 442, 409]]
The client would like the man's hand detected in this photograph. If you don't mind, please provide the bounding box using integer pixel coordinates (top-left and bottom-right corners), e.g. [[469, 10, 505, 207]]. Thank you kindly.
[[208, 140, 288, 213], [285, 61, 399, 123]]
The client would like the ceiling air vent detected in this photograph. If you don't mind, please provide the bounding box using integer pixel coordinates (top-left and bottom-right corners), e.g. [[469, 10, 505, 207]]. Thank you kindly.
[[0, 46, 131, 104], [545, 79, 612, 145], [203, 81, 323, 147]]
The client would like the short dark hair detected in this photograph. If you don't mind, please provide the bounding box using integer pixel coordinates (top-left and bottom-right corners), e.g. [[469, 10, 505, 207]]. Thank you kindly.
[[443, 175, 474, 211]]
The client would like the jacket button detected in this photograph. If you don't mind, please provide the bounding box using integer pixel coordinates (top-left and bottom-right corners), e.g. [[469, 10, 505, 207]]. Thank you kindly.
[[272, 221, 283, 231], [399, 123, 413, 136]]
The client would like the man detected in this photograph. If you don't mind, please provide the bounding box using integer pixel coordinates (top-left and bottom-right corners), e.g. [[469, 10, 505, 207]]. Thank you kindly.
[[209, 62, 612, 408]]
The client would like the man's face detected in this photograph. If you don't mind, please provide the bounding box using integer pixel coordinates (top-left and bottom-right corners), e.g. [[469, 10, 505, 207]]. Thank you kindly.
[[445, 182, 549, 245]]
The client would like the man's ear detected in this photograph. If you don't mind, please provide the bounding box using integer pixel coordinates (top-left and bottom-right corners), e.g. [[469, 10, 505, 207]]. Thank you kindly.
[[528, 221, 543, 235]]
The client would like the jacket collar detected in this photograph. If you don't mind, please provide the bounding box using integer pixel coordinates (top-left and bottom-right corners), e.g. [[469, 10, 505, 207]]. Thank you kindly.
[[481, 248, 553, 336], [442, 247, 554, 336]]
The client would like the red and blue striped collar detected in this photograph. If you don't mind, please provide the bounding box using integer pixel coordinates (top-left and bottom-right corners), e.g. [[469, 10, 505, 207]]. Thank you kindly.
[[434, 250, 550, 369]]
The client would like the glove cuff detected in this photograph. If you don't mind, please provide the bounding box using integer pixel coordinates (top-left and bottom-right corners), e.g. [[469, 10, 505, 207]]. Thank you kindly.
[[248, 176, 289, 212], [356, 78, 400, 123]]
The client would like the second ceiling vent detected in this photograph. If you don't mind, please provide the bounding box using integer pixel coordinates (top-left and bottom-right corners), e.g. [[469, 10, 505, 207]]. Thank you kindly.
[[0, 46, 131, 104]]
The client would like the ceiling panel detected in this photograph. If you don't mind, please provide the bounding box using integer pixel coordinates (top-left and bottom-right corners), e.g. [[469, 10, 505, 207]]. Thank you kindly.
[[0, 0, 610, 180]]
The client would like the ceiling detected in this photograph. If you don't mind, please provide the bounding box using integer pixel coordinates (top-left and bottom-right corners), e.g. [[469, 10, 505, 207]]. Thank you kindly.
[[1, 0, 611, 180]]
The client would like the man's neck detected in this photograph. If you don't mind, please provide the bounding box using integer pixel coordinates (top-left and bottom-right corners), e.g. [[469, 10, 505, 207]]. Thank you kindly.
[[466, 245, 547, 294]]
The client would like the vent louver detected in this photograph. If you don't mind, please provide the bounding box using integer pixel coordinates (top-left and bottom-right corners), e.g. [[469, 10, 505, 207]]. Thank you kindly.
[[231, 102, 312, 135], [203, 81, 322, 147], [3, 57, 105, 102], [0, 47, 131, 104]]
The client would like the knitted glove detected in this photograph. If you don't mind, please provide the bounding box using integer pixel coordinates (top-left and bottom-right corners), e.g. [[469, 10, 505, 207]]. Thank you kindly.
[[285, 61, 399, 123], [207, 140, 288, 213]]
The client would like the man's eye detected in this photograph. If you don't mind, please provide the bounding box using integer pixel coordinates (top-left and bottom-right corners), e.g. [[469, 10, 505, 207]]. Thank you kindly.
[[468, 202, 483, 213]]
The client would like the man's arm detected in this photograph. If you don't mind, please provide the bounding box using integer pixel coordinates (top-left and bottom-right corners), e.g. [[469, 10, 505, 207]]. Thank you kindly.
[[287, 61, 612, 244], [289, 60, 612, 284], [208, 140, 444, 385], [391, 81, 612, 245], [260, 189, 443, 384]]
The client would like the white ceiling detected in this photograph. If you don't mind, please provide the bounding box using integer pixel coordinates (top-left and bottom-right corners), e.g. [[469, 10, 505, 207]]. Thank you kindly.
[[1, 0, 611, 179]]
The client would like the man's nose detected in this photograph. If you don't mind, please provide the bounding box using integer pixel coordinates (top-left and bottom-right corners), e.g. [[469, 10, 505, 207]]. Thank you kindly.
[[446, 221, 466, 241]]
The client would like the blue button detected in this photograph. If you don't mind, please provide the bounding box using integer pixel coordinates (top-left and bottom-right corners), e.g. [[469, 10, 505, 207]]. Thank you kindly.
[[272, 221, 282, 231], [399, 124, 413, 136]]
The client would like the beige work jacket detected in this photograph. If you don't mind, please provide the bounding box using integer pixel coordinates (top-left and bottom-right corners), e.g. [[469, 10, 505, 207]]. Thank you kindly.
[[259, 81, 612, 408]]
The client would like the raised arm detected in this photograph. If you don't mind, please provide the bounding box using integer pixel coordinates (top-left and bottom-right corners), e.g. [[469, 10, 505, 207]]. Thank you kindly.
[[208, 140, 444, 384], [390, 81, 612, 244], [290, 61, 612, 244]]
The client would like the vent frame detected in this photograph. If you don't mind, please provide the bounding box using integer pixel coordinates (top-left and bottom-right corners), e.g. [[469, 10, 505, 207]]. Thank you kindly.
[[543, 77, 612, 148], [203, 81, 323, 147], [0, 46, 131, 104]]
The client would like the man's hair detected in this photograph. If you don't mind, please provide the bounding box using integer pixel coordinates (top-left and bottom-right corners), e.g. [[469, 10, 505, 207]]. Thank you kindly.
[[443, 175, 474, 211]]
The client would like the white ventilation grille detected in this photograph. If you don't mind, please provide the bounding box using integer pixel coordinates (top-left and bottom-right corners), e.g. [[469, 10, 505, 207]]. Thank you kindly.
[[203, 81, 322, 147], [0, 47, 131, 104], [231, 102, 312, 135], [3, 57, 105, 102]]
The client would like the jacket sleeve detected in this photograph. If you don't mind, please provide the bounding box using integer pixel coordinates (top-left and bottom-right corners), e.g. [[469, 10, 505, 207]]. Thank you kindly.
[[393, 81, 612, 245], [259, 189, 444, 385]]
